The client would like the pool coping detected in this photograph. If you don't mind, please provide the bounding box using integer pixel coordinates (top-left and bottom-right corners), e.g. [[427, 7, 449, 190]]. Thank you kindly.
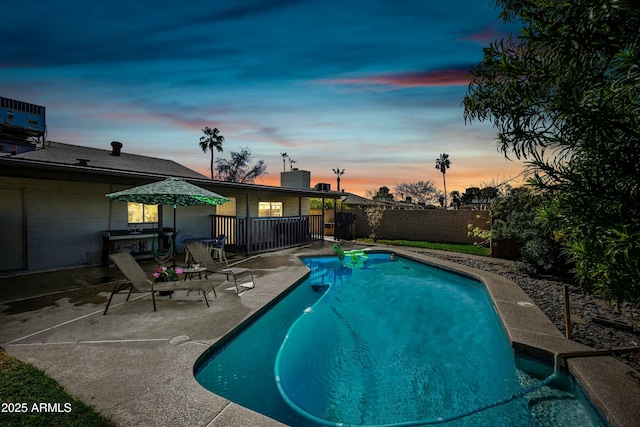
[[375, 247, 640, 427], [2, 242, 637, 426]]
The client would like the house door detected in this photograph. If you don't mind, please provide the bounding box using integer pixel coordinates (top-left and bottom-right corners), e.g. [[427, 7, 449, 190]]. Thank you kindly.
[[335, 212, 355, 241], [0, 188, 26, 271]]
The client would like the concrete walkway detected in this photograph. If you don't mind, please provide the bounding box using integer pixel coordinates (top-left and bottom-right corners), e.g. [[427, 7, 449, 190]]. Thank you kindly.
[[1, 243, 338, 426], [1, 241, 638, 426]]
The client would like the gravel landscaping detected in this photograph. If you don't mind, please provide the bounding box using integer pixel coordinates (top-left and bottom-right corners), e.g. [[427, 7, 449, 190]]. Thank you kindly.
[[411, 249, 640, 374]]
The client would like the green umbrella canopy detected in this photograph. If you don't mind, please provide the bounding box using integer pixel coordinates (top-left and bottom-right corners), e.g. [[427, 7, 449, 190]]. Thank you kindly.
[[106, 177, 229, 266], [106, 177, 229, 207]]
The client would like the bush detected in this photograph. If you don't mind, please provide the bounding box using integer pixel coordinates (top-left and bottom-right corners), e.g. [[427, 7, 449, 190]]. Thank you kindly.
[[518, 238, 564, 275], [490, 187, 566, 275], [364, 206, 385, 241]]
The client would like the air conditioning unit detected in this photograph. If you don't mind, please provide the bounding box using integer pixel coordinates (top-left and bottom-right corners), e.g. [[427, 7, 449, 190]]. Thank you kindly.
[[0, 96, 46, 138], [314, 183, 331, 191]]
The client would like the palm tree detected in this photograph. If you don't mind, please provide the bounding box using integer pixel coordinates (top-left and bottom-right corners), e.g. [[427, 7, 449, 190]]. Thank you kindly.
[[435, 153, 451, 208], [280, 152, 288, 172], [199, 127, 225, 179], [289, 158, 297, 170], [332, 167, 345, 192]]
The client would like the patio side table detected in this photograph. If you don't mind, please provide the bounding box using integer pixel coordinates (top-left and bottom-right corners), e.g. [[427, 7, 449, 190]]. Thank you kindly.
[[182, 266, 207, 280], [182, 266, 208, 296]]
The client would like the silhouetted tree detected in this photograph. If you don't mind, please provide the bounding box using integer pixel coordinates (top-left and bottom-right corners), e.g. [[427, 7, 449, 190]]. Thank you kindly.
[[395, 181, 437, 205], [372, 186, 393, 201], [216, 147, 267, 184], [199, 127, 224, 179], [332, 167, 345, 191], [435, 153, 451, 208]]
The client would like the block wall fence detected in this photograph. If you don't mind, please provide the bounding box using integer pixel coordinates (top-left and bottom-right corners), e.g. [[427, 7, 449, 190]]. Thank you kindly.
[[350, 209, 490, 245]]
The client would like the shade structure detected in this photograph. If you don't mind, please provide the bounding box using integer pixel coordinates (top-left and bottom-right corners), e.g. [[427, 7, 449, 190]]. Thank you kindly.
[[106, 177, 229, 207], [106, 177, 229, 265]]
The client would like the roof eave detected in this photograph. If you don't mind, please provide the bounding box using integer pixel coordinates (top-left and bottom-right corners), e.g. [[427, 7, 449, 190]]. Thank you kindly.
[[0, 157, 341, 199]]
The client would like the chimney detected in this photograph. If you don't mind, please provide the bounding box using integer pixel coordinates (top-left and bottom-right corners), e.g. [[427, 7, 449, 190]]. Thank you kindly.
[[110, 141, 123, 156]]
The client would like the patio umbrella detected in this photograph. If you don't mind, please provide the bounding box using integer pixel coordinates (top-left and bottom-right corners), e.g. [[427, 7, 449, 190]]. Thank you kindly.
[[106, 177, 229, 266]]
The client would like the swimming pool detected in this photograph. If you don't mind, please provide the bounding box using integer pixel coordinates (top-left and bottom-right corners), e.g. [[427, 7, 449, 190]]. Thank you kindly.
[[194, 252, 606, 426]]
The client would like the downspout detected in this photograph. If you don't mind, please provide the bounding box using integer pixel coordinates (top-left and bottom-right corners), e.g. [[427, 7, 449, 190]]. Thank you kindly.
[[107, 184, 113, 231], [298, 196, 303, 244], [245, 193, 251, 256], [321, 197, 325, 241], [333, 197, 338, 241]]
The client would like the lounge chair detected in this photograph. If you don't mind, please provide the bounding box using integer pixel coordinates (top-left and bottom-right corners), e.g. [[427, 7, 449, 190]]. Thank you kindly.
[[104, 251, 218, 314], [185, 241, 255, 295], [185, 241, 223, 272]]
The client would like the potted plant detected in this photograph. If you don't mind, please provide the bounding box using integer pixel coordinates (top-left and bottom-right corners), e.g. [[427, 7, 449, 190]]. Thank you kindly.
[[153, 266, 183, 296]]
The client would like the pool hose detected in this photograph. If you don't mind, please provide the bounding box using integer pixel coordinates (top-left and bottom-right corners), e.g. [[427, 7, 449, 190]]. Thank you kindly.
[[152, 232, 174, 263]]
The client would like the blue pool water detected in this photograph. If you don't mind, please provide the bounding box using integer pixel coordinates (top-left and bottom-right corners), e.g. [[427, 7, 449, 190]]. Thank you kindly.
[[194, 253, 606, 426]]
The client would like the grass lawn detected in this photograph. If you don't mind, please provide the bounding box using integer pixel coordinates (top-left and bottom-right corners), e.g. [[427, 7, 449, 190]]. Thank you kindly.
[[0, 351, 115, 426], [357, 239, 491, 257]]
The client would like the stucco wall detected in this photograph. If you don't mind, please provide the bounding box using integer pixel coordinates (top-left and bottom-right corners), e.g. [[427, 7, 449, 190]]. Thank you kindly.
[[1, 178, 111, 270], [1, 177, 316, 272], [352, 209, 489, 244], [1, 178, 218, 271]]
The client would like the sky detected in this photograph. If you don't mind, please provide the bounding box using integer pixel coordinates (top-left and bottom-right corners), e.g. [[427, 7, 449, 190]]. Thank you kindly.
[[1, 0, 526, 197]]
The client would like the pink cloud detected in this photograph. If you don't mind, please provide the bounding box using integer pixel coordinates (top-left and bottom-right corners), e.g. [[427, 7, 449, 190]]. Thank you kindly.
[[457, 26, 506, 45], [319, 69, 471, 89]]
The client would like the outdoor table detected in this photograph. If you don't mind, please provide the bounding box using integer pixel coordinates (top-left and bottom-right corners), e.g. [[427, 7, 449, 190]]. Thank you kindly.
[[182, 266, 208, 296], [182, 266, 207, 280]]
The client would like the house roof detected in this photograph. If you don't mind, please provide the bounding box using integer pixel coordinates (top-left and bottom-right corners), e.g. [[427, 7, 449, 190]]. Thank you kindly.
[[0, 141, 206, 179], [0, 140, 341, 199], [340, 192, 392, 206]]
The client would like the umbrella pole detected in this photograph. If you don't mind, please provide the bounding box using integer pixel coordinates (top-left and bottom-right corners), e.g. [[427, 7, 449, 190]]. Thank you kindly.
[[157, 205, 164, 251], [173, 203, 177, 268]]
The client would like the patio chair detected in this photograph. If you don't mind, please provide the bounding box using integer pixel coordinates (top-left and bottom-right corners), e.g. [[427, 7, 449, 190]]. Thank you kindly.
[[104, 251, 218, 314], [185, 241, 255, 295], [209, 234, 228, 266]]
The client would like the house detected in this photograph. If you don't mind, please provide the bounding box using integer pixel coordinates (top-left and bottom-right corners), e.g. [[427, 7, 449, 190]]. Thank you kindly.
[[340, 192, 392, 208], [0, 140, 340, 273]]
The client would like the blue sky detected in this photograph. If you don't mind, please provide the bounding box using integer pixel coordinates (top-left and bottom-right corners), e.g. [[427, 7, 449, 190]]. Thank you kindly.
[[1, 0, 525, 196]]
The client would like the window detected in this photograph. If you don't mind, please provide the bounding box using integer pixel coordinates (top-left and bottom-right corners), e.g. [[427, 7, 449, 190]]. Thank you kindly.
[[216, 197, 236, 216], [258, 202, 283, 217], [127, 202, 158, 224]]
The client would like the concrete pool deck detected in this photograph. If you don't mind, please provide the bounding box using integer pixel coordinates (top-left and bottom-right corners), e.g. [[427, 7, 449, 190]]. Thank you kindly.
[[1, 241, 639, 426]]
